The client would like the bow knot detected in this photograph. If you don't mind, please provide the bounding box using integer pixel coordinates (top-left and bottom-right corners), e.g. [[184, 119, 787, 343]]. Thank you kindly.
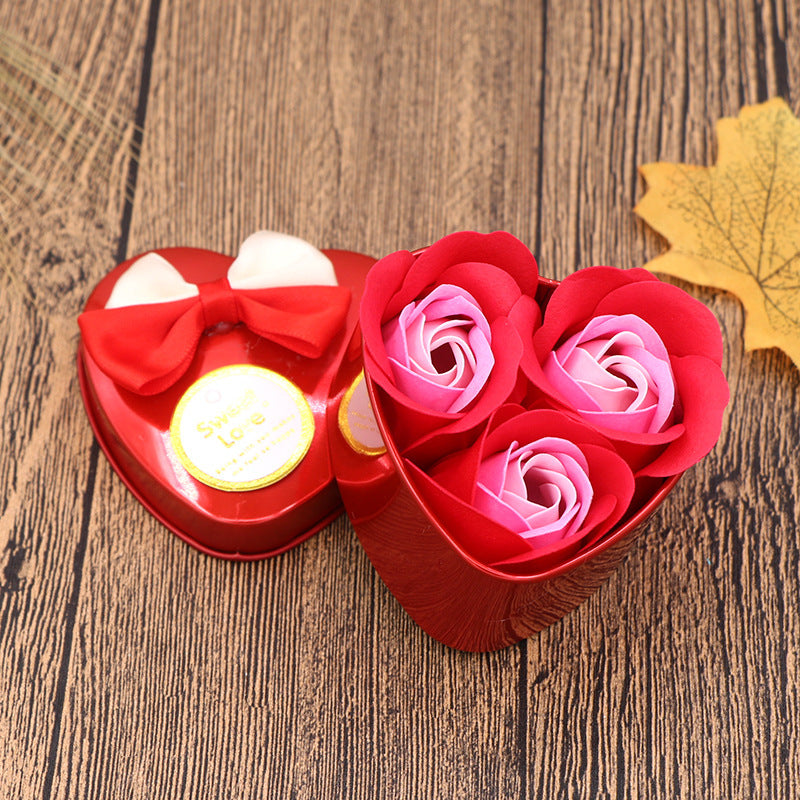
[[198, 277, 239, 330], [79, 232, 352, 395]]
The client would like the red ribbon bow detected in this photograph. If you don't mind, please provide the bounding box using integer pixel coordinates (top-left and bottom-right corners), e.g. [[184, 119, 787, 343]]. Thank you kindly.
[[79, 276, 351, 395]]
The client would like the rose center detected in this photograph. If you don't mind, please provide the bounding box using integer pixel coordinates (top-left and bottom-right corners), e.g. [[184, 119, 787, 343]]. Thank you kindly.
[[546, 314, 676, 435], [474, 441, 593, 542], [431, 343, 457, 373], [606, 361, 639, 390], [522, 471, 561, 510]]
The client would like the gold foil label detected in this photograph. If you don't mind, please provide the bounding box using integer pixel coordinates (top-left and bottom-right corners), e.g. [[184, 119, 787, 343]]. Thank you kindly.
[[169, 365, 314, 492], [337, 370, 386, 457]]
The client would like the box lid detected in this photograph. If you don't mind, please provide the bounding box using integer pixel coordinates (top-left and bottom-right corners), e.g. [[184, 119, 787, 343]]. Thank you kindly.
[[78, 238, 376, 560]]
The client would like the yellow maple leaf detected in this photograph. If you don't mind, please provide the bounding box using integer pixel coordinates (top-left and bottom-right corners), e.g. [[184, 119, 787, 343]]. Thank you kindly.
[[635, 97, 800, 365]]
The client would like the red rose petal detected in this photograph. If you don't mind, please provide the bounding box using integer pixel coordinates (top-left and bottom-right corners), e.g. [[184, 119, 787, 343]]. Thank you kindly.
[[428, 444, 485, 502], [438, 263, 524, 316], [409, 230, 540, 297], [483, 408, 620, 454], [576, 443, 635, 541], [382, 231, 538, 319], [428, 403, 528, 502], [603, 426, 681, 474], [637, 355, 729, 477], [508, 293, 541, 358], [488, 532, 586, 574], [489, 493, 618, 574], [361, 249, 418, 377]]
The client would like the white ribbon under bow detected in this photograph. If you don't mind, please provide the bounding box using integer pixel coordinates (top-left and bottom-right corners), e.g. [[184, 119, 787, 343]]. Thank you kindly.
[[106, 230, 339, 309]]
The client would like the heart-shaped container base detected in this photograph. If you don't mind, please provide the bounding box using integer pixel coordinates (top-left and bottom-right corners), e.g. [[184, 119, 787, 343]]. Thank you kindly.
[[78, 246, 376, 560], [328, 277, 682, 652]]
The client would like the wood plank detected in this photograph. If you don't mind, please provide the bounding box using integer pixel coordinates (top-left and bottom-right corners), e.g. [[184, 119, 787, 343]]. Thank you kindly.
[[4, 0, 799, 797], [53, 1, 544, 798], [0, 4, 152, 799], [529, 0, 800, 797]]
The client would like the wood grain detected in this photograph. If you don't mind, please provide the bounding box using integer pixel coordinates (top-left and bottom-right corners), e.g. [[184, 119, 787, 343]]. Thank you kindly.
[[1, 0, 799, 797], [527, 1, 800, 797], [0, 3, 152, 800]]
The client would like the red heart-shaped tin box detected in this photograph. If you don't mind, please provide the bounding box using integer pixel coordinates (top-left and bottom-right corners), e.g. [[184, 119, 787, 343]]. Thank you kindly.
[[78, 232, 682, 651]]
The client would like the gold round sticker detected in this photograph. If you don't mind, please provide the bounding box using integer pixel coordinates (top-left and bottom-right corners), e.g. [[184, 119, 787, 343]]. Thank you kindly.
[[169, 365, 314, 492], [337, 370, 387, 457]]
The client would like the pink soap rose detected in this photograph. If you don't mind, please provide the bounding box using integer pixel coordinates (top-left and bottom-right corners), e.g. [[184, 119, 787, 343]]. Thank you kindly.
[[406, 407, 635, 575], [361, 231, 541, 460], [382, 283, 495, 414], [524, 267, 729, 477], [543, 313, 676, 435], [475, 436, 595, 544]]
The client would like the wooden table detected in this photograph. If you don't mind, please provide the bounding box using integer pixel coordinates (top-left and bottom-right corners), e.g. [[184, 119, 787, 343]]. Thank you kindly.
[[1, 1, 797, 797]]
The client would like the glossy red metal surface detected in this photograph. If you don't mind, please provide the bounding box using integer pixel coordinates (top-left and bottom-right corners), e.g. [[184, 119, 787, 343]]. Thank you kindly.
[[78, 246, 376, 559], [328, 275, 682, 652]]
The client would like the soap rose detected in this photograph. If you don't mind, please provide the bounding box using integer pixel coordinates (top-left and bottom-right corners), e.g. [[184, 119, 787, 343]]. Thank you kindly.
[[544, 313, 676, 434], [524, 267, 729, 477], [361, 231, 541, 459], [405, 407, 635, 575], [381, 283, 495, 414]]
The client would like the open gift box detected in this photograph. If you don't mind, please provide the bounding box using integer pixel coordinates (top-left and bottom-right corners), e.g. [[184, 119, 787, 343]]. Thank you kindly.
[[78, 231, 705, 652]]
